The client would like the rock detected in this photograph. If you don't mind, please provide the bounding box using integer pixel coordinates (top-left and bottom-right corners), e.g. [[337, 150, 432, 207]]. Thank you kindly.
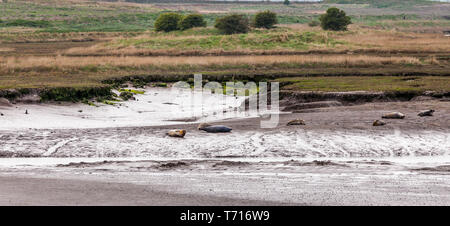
[[200, 125, 232, 133], [287, 119, 306, 126], [78, 110, 83, 113], [382, 112, 405, 119], [197, 123, 212, 130], [0, 98, 12, 107], [418, 109, 434, 117], [373, 120, 386, 126], [0, 113, 3, 116], [25, 110, 28, 115], [167, 129, 186, 138]]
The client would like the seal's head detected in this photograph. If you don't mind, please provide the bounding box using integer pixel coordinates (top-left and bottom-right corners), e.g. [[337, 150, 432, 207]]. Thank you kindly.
[[197, 123, 212, 130]]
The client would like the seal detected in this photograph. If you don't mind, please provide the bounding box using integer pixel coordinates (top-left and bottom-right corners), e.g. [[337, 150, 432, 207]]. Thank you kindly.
[[167, 129, 186, 138], [199, 125, 232, 133], [418, 109, 434, 117], [382, 112, 405, 119], [287, 119, 306, 126]]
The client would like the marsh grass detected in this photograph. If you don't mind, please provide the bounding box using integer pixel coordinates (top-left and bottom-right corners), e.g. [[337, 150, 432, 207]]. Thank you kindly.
[[276, 76, 450, 92], [0, 55, 424, 73], [63, 26, 450, 56]]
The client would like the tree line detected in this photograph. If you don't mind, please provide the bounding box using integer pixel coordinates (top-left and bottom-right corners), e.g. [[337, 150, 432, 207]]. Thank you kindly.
[[155, 7, 351, 34]]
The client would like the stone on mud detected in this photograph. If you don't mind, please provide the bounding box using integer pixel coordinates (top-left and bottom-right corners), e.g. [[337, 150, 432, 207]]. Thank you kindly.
[[373, 120, 386, 126], [382, 112, 405, 119], [287, 119, 306, 126], [167, 129, 186, 138], [418, 109, 434, 117]]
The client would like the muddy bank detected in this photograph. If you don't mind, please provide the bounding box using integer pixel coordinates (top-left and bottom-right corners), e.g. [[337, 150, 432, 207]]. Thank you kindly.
[[0, 176, 284, 206], [1, 156, 450, 205], [63, 48, 450, 57], [1, 100, 448, 158], [279, 90, 450, 111]]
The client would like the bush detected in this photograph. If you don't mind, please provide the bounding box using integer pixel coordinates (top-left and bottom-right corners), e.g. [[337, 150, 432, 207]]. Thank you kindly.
[[214, 14, 249, 35], [283, 0, 290, 5], [253, 10, 278, 29], [319, 7, 351, 31], [154, 13, 183, 32], [178, 14, 207, 30]]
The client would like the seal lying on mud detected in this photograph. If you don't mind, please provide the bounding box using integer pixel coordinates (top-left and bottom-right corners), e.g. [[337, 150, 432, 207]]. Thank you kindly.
[[418, 109, 435, 117], [287, 119, 306, 126], [199, 125, 232, 133], [382, 112, 405, 119], [167, 129, 186, 138]]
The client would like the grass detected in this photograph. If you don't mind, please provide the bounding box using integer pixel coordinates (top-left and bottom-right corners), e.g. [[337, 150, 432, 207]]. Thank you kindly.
[[1, 0, 448, 34], [118, 88, 145, 94], [323, 0, 435, 9], [0, 55, 426, 74], [63, 27, 344, 56], [276, 76, 450, 92], [62, 25, 450, 56]]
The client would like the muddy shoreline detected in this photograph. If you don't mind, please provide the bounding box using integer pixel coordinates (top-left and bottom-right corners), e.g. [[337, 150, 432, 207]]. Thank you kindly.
[[1, 95, 449, 205]]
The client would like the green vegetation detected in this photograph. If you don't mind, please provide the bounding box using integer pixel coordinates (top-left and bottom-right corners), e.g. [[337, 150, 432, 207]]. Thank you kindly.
[[118, 89, 145, 94], [215, 14, 250, 35], [323, 0, 434, 9], [0, 19, 51, 28], [320, 8, 352, 31], [39, 87, 114, 102], [119, 91, 134, 101], [276, 76, 450, 92], [154, 13, 183, 32], [110, 28, 341, 51], [179, 14, 207, 30], [153, 83, 168, 88], [252, 11, 278, 29]]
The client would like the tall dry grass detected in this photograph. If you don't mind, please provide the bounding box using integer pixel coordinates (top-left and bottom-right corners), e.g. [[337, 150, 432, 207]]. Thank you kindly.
[[0, 55, 423, 71], [337, 29, 450, 53]]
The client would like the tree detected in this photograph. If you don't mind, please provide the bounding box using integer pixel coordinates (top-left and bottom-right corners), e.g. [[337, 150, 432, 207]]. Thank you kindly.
[[283, 0, 290, 6], [214, 14, 249, 35], [178, 14, 207, 30], [252, 10, 278, 29], [154, 13, 183, 32], [319, 7, 351, 31]]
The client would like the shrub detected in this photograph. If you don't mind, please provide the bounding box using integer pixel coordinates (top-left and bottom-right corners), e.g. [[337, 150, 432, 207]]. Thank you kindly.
[[319, 7, 351, 31], [179, 14, 207, 30], [214, 14, 249, 35], [253, 10, 278, 29], [154, 13, 183, 32], [283, 0, 290, 6]]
